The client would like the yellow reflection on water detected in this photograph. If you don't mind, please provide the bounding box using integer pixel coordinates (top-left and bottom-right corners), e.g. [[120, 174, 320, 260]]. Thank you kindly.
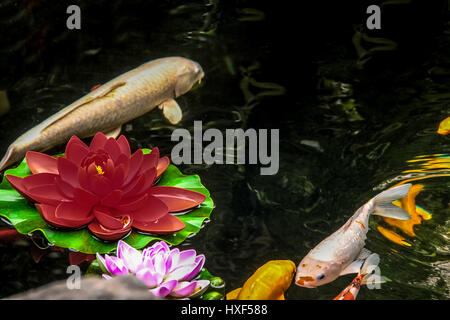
[[378, 153, 450, 246]]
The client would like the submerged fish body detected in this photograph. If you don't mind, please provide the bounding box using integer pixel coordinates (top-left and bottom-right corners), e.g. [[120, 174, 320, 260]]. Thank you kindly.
[[0, 57, 204, 171], [295, 184, 412, 288], [227, 260, 296, 300]]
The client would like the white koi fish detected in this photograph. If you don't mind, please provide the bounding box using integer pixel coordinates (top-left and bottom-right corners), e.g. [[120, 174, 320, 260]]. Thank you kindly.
[[295, 183, 412, 288]]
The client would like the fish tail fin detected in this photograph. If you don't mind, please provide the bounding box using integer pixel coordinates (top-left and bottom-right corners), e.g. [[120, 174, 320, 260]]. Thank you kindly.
[[371, 184, 412, 220], [360, 253, 386, 285], [0, 145, 17, 172], [360, 253, 379, 276]]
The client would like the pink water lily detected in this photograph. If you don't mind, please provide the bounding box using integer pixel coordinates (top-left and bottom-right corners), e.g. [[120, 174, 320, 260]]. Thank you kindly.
[[97, 240, 210, 298]]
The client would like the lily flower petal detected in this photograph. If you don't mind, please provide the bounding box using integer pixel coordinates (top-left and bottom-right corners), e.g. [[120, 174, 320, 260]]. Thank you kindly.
[[73, 187, 99, 208], [104, 254, 129, 275], [156, 156, 170, 177], [121, 169, 156, 198], [169, 281, 197, 298], [89, 174, 113, 197], [100, 189, 123, 207], [36, 203, 77, 229], [88, 220, 131, 241], [167, 254, 205, 282], [176, 249, 197, 267], [140, 147, 159, 174], [26, 151, 58, 174], [133, 213, 185, 234], [65, 136, 89, 166], [152, 241, 170, 257], [54, 201, 94, 226], [5, 175, 27, 195], [96, 253, 109, 274], [164, 263, 197, 282], [116, 135, 131, 156], [89, 132, 108, 151], [188, 280, 210, 298], [153, 253, 167, 276], [136, 268, 164, 288], [184, 254, 206, 281], [55, 177, 75, 199], [22, 172, 58, 188], [117, 240, 142, 273], [57, 157, 80, 188], [166, 248, 180, 273], [150, 186, 206, 212], [94, 207, 125, 230], [116, 193, 148, 212], [26, 184, 70, 206], [149, 280, 178, 297], [131, 195, 169, 223], [122, 149, 143, 185], [104, 138, 122, 162]]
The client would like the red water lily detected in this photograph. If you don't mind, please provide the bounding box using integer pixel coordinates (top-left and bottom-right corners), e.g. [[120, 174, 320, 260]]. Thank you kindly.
[[6, 133, 206, 241]]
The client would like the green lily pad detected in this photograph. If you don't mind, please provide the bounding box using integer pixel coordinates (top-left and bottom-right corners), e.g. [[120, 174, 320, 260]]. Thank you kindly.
[[0, 149, 214, 254], [195, 269, 226, 300]]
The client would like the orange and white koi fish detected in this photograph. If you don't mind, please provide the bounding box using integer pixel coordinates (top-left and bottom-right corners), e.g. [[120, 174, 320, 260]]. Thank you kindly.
[[333, 253, 380, 300], [296, 184, 411, 288]]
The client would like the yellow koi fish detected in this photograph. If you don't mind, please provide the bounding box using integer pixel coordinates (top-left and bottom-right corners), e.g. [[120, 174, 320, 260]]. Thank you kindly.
[[226, 260, 296, 300], [437, 117, 450, 135]]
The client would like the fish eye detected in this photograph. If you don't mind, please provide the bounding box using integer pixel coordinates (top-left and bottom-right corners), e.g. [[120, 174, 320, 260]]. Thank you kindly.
[[317, 273, 325, 280]]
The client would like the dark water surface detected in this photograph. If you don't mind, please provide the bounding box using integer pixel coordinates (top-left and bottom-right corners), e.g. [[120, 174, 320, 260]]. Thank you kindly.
[[0, 0, 449, 299]]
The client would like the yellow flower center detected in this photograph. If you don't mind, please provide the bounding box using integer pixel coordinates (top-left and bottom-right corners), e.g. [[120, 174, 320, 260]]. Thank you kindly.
[[96, 165, 105, 175], [119, 216, 130, 227]]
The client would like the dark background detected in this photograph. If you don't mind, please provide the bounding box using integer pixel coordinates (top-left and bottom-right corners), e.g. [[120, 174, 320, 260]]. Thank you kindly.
[[0, 0, 449, 299]]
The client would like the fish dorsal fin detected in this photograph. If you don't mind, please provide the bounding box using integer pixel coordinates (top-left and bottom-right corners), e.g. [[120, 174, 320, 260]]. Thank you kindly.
[[39, 82, 127, 133], [226, 288, 242, 300], [360, 253, 380, 275], [360, 253, 385, 285]]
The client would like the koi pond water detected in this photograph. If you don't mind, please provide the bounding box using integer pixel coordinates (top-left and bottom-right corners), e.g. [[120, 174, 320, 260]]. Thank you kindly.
[[0, 0, 449, 300]]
